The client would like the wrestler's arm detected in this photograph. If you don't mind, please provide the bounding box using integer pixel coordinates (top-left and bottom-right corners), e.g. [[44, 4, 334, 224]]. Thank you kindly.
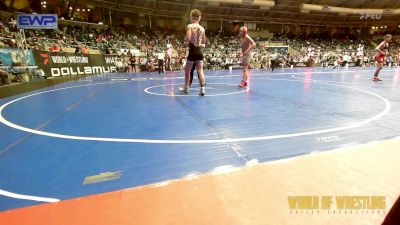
[[184, 25, 191, 47], [375, 42, 385, 54], [243, 36, 256, 55], [199, 29, 206, 48]]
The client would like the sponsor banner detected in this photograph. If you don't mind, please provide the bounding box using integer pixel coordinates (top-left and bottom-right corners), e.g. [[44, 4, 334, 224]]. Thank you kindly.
[[0, 48, 35, 66], [33, 51, 117, 77], [347, 62, 356, 67], [17, 14, 58, 29], [103, 55, 122, 65], [119, 49, 140, 56], [294, 62, 307, 67]]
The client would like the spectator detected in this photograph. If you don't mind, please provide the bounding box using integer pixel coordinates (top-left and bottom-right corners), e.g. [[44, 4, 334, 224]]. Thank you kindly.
[[127, 50, 132, 58], [82, 45, 89, 54], [0, 59, 8, 85], [105, 46, 112, 54], [49, 44, 61, 52], [75, 45, 82, 53], [130, 56, 136, 73]]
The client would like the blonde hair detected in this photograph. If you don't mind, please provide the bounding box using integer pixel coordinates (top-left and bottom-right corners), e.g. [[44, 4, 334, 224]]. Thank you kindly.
[[190, 9, 201, 20], [384, 34, 392, 39]]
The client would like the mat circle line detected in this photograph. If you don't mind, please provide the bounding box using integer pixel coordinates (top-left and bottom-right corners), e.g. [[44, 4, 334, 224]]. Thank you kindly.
[[144, 83, 249, 97], [0, 78, 391, 144]]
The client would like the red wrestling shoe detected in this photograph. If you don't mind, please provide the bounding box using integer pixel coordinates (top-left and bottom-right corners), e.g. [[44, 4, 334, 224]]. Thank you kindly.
[[372, 77, 382, 82], [238, 80, 248, 88]]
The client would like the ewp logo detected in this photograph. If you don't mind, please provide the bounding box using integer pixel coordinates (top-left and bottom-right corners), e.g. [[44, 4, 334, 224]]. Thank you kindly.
[[359, 13, 382, 20], [17, 14, 58, 29]]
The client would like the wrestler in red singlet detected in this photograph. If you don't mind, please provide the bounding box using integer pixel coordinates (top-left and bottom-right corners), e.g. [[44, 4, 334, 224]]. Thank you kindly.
[[373, 34, 392, 81]]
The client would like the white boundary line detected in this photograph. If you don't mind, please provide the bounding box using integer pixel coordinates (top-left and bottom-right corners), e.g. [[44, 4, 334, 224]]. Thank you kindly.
[[0, 189, 60, 202], [0, 70, 395, 204], [0, 81, 130, 203], [0, 78, 391, 144], [127, 138, 400, 192], [144, 83, 249, 97], [290, 74, 399, 87], [78, 68, 399, 83]]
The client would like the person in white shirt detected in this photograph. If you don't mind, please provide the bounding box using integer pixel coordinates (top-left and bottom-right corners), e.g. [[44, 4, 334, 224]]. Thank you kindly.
[[165, 44, 173, 71], [271, 52, 278, 71], [157, 51, 165, 74]]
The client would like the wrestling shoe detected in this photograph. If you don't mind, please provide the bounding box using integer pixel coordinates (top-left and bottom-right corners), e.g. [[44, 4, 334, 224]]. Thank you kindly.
[[372, 77, 382, 82], [179, 86, 188, 93], [199, 87, 205, 96], [238, 80, 248, 88]]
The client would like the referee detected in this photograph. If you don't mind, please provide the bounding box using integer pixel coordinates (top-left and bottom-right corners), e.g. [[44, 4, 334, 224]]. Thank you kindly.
[[157, 50, 165, 74]]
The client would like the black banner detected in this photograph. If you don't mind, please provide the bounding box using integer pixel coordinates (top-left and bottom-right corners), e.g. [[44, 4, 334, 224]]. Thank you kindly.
[[293, 62, 308, 67], [33, 51, 117, 77], [102, 54, 122, 66]]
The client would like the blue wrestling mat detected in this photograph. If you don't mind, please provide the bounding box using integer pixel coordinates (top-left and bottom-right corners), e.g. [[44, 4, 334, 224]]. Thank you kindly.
[[1, 67, 400, 211]]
